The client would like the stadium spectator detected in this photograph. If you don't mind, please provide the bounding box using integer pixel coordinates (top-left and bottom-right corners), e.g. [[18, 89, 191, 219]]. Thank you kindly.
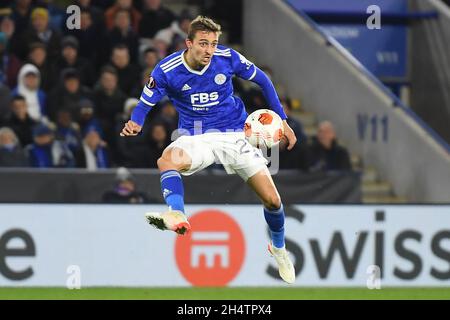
[[55, 108, 81, 154], [15, 7, 62, 61], [26, 42, 56, 92], [153, 9, 191, 54], [143, 121, 170, 168], [47, 68, 92, 121], [12, 63, 47, 122], [0, 126, 28, 167], [104, 0, 141, 33], [116, 97, 150, 167], [75, 0, 105, 29], [0, 83, 11, 121], [10, 0, 33, 35], [75, 128, 110, 170], [93, 65, 127, 151], [279, 97, 309, 171], [36, 0, 65, 31], [54, 36, 96, 87], [66, 8, 107, 71], [101, 166, 151, 203], [107, 9, 139, 63], [77, 98, 103, 138], [140, 47, 159, 70], [138, 0, 175, 39], [25, 122, 75, 168], [309, 121, 352, 172], [109, 44, 140, 95], [0, 27, 21, 88], [3, 95, 37, 146], [156, 99, 178, 136]]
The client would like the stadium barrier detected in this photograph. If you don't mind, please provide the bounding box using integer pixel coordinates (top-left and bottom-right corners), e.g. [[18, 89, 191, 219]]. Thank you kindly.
[[243, 0, 450, 202], [0, 204, 449, 287], [0, 169, 361, 203]]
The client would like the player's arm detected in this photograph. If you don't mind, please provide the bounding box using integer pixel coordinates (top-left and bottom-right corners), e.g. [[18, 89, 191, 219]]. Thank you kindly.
[[230, 49, 297, 150], [120, 71, 167, 137], [249, 67, 297, 150]]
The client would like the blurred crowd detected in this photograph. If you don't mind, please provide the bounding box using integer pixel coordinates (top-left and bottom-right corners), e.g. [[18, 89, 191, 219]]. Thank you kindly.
[[0, 0, 351, 173]]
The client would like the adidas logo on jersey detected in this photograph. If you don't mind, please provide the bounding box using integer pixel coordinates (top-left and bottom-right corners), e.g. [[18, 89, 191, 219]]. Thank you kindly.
[[163, 188, 172, 198], [182, 84, 191, 91]]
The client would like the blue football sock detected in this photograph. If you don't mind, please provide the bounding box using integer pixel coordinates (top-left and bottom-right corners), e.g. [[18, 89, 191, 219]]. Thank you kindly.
[[160, 170, 185, 213], [264, 204, 285, 249]]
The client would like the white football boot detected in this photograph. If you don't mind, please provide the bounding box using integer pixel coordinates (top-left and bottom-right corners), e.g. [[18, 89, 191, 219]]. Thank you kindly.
[[145, 210, 191, 235], [268, 242, 296, 284]]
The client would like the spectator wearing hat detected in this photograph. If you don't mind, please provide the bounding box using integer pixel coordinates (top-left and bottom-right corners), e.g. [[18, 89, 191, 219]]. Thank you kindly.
[[25, 122, 75, 168], [138, 0, 175, 39], [75, 128, 111, 170], [2, 95, 37, 146], [54, 36, 96, 87], [0, 22, 22, 88], [104, 0, 141, 33], [47, 67, 92, 121], [101, 167, 151, 203], [26, 42, 56, 92], [0, 126, 28, 167], [77, 98, 103, 138], [16, 7, 62, 61], [12, 63, 47, 122], [107, 8, 139, 64], [36, 0, 66, 31]]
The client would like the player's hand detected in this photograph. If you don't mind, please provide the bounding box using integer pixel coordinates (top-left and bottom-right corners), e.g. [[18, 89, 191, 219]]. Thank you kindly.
[[282, 120, 297, 150], [120, 120, 142, 137]]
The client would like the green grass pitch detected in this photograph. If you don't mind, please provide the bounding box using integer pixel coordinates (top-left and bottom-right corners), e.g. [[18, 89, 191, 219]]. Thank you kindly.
[[0, 287, 449, 300]]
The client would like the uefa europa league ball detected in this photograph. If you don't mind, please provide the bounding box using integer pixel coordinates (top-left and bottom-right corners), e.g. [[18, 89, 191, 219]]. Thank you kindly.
[[244, 109, 284, 148]]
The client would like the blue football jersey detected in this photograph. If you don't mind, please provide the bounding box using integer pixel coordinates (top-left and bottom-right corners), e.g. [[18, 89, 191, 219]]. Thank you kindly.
[[139, 45, 257, 135]]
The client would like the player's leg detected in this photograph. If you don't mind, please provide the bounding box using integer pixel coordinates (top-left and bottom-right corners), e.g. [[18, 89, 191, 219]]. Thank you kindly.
[[145, 146, 192, 235], [246, 167, 296, 284]]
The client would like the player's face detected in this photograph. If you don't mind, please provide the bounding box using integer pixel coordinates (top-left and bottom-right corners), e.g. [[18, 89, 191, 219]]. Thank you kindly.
[[186, 31, 219, 67]]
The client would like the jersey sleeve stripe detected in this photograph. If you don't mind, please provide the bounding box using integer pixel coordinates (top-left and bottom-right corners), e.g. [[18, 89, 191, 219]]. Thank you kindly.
[[160, 54, 182, 68], [161, 57, 182, 70], [247, 67, 257, 81], [139, 97, 155, 106], [163, 61, 183, 73]]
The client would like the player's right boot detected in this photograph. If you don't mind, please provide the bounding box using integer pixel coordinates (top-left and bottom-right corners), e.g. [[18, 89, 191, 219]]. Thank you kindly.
[[144, 210, 191, 235], [268, 242, 296, 284]]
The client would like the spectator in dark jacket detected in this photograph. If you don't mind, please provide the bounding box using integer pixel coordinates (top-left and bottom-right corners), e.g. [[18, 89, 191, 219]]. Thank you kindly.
[[47, 68, 92, 121], [309, 121, 352, 171], [15, 7, 61, 61], [0, 126, 28, 167], [54, 36, 96, 87], [25, 123, 75, 168], [3, 95, 37, 146], [107, 9, 139, 63], [138, 0, 175, 39], [109, 44, 140, 95], [26, 42, 56, 92]]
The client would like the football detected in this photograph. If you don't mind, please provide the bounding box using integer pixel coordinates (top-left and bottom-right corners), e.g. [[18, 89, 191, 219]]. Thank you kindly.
[[244, 109, 285, 148]]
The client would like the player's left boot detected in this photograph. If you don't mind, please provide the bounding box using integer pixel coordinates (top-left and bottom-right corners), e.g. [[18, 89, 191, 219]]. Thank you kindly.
[[145, 210, 191, 235], [268, 242, 296, 284]]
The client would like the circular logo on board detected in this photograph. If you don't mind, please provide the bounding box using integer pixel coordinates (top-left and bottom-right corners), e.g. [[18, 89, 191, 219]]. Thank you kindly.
[[175, 209, 245, 287], [214, 73, 226, 85]]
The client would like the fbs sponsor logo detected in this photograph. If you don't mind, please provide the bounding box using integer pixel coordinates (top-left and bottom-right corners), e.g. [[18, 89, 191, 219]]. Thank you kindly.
[[175, 210, 245, 286]]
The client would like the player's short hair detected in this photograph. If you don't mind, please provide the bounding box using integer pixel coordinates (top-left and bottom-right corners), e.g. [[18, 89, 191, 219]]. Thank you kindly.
[[188, 16, 221, 40]]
